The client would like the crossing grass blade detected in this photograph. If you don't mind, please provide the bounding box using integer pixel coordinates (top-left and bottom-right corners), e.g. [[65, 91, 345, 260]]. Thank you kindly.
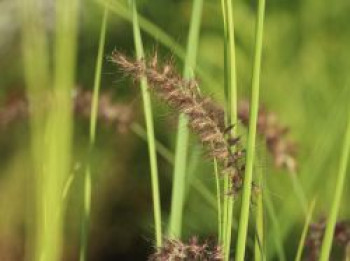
[[129, 0, 162, 247], [168, 0, 203, 239], [79, 6, 108, 261], [319, 115, 350, 261], [235, 0, 266, 259], [295, 199, 316, 261], [221, 0, 238, 259], [18, 0, 50, 258]]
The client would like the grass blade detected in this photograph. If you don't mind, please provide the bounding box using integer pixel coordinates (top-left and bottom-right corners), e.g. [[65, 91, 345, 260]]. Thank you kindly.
[[96, 0, 223, 101], [168, 0, 203, 239], [129, 0, 162, 247], [214, 157, 223, 241], [264, 187, 286, 261], [79, 6, 108, 261], [222, 0, 238, 259], [254, 156, 265, 261], [319, 116, 350, 261], [18, 0, 50, 259], [235, 0, 266, 259], [295, 199, 316, 261], [39, 0, 79, 259]]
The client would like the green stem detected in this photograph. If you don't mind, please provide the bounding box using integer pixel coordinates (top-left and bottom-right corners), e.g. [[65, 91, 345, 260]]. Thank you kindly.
[[255, 156, 265, 261], [319, 116, 350, 261], [224, 0, 238, 259], [295, 199, 316, 261], [289, 171, 308, 216], [235, 0, 266, 259], [79, 7, 108, 261], [220, 0, 229, 249], [130, 0, 162, 247], [264, 188, 286, 261], [168, 0, 203, 239], [214, 158, 223, 241], [19, 0, 50, 259]]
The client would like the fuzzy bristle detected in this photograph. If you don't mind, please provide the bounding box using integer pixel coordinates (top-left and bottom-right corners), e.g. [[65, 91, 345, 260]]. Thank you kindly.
[[111, 51, 246, 194], [149, 236, 223, 261], [238, 100, 297, 173]]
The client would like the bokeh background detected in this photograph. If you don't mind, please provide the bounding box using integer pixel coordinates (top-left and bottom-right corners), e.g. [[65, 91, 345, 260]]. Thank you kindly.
[[0, 0, 349, 260]]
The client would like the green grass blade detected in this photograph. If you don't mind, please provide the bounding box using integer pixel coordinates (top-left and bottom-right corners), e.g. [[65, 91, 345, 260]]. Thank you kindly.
[[98, 0, 185, 59], [223, 0, 238, 259], [319, 116, 350, 261], [289, 171, 308, 216], [40, 0, 79, 259], [18, 0, 50, 259], [131, 123, 218, 209], [129, 0, 162, 247], [96, 0, 223, 101], [168, 115, 189, 238], [220, 0, 229, 247], [254, 161, 265, 261], [214, 157, 223, 242], [295, 199, 316, 261], [168, 0, 203, 239], [255, 190, 264, 261], [79, 6, 108, 261], [131, 123, 174, 165], [235, 0, 266, 259], [264, 189, 286, 261]]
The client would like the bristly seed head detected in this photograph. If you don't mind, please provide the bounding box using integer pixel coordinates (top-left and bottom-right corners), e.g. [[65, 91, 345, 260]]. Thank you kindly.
[[149, 236, 223, 261], [111, 51, 246, 195]]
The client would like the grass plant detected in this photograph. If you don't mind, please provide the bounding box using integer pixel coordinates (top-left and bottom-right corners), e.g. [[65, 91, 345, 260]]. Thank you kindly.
[[9, 0, 350, 260]]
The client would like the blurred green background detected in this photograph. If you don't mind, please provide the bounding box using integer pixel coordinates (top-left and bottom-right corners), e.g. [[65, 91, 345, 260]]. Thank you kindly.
[[0, 0, 349, 260]]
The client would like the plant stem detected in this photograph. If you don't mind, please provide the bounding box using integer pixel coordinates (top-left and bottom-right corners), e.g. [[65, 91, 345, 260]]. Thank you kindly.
[[19, 0, 50, 259], [235, 0, 266, 259], [130, 0, 162, 247], [319, 116, 350, 261], [289, 171, 308, 216], [220, 0, 229, 249], [255, 154, 265, 261], [224, 0, 238, 259], [264, 185, 286, 261], [131, 123, 218, 209], [295, 199, 316, 261], [79, 6, 108, 261], [168, 0, 203, 239], [214, 158, 223, 241]]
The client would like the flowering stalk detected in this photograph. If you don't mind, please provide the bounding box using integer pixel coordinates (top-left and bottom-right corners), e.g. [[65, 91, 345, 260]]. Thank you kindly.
[[111, 52, 245, 194]]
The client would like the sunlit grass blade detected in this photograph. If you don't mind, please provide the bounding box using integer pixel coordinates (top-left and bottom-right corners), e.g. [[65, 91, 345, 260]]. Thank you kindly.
[[168, 0, 203, 239], [79, 6, 108, 261], [39, 0, 79, 259], [220, 0, 229, 250], [222, 0, 238, 259], [235, 0, 266, 259], [295, 199, 316, 261], [319, 116, 350, 261], [129, 0, 162, 247], [18, 0, 50, 259]]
